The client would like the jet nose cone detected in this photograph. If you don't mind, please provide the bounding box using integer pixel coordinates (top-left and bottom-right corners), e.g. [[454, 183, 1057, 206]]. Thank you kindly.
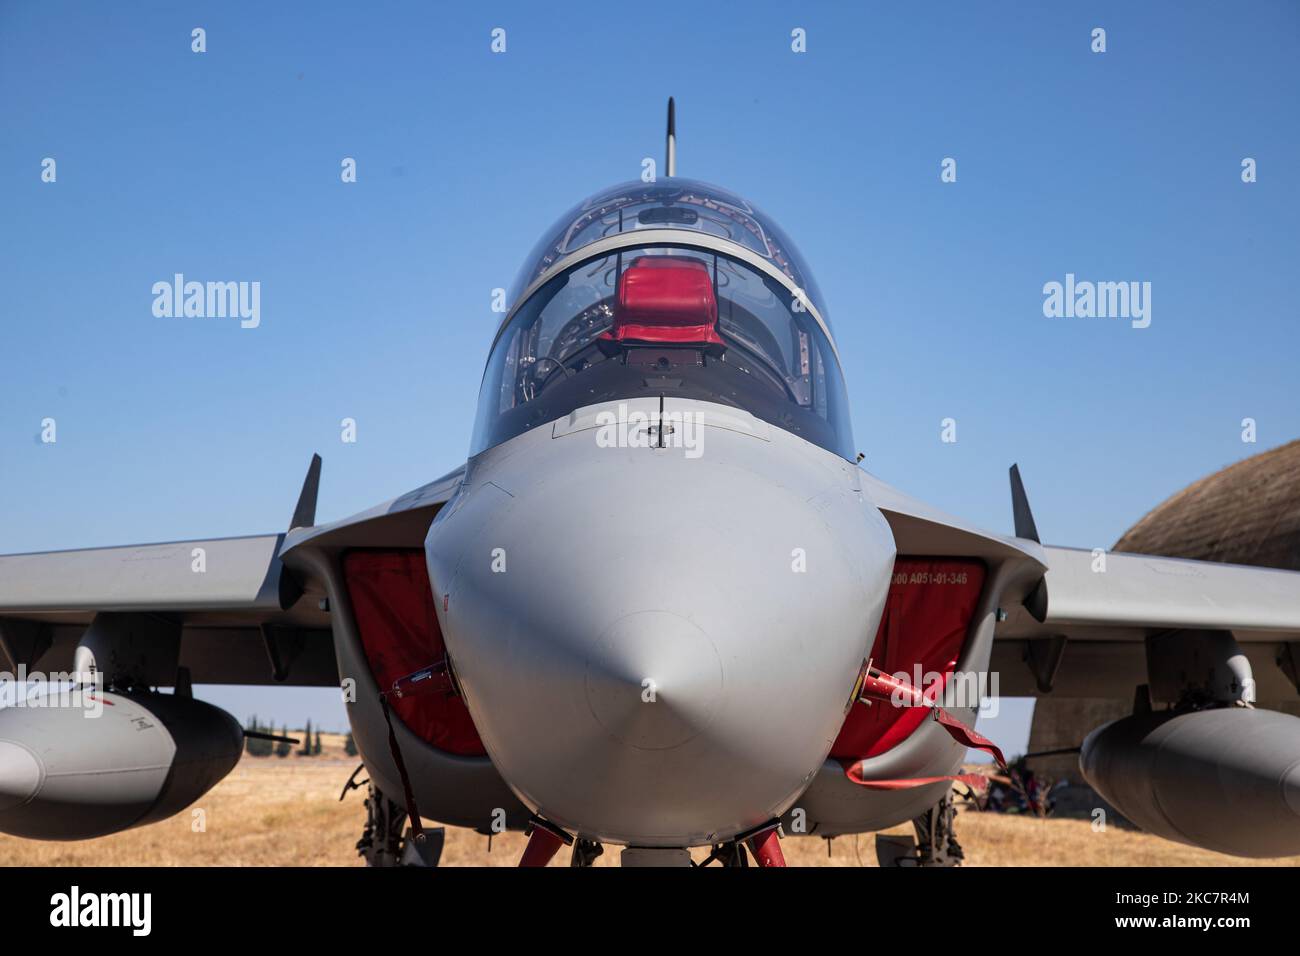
[[0, 741, 44, 812], [585, 611, 723, 751], [427, 417, 897, 846]]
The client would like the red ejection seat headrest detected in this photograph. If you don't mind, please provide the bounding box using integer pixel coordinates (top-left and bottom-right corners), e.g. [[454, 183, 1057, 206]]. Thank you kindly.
[[605, 256, 724, 348]]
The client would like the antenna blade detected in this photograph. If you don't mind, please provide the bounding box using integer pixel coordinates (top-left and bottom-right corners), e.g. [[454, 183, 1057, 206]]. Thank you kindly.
[[290, 453, 322, 530], [665, 97, 676, 177], [1009, 464, 1041, 543]]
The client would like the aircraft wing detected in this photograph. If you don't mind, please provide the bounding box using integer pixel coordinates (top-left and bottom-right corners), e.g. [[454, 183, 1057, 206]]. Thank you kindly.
[[993, 545, 1300, 704], [1025, 545, 1300, 635], [0, 534, 293, 617], [860, 468, 1300, 705], [0, 458, 465, 687]]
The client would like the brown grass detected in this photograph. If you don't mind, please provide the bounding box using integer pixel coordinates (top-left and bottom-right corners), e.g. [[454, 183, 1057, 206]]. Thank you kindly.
[[1, 757, 1296, 867]]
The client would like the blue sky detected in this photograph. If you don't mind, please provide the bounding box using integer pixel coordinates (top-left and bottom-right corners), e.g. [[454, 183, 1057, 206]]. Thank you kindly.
[[2, 2, 1296, 748]]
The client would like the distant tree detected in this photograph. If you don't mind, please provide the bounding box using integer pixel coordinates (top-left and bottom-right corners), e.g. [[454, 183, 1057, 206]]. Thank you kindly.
[[345, 732, 358, 757], [313, 729, 322, 756], [275, 725, 292, 758], [298, 719, 313, 756], [244, 715, 272, 757]]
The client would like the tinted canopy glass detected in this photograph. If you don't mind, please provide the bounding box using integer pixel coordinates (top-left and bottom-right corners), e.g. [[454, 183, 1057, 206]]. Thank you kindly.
[[473, 244, 852, 459], [509, 178, 828, 322]]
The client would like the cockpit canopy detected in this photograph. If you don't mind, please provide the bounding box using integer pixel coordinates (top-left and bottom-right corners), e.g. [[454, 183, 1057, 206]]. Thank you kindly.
[[509, 178, 828, 321], [474, 182, 852, 460]]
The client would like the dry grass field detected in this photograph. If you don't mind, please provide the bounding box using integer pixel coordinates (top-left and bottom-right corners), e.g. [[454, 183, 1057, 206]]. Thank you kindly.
[[2, 744, 1296, 867]]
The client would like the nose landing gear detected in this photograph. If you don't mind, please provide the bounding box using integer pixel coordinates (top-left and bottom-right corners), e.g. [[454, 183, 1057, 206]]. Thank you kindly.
[[352, 778, 444, 867], [570, 838, 604, 867], [521, 820, 789, 867], [875, 791, 964, 868], [694, 821, 787, 867]]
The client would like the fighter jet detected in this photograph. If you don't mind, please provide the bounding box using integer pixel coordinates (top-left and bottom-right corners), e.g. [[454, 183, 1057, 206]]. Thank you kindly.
[[2, 101, 1298, 867]]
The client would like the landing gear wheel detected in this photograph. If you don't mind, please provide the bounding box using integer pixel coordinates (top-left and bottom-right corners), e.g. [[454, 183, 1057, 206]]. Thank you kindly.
[[875, 790, 964, 867], [356, 781, 444, 867], [695, 841, 748, 867], [570, 838, 604, 867], [914, 789, 964, 867], [719, 841, 749, 867]]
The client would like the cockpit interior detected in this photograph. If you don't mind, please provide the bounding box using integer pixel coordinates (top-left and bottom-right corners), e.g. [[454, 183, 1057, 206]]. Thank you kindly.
[[472, 180, 853, 459]]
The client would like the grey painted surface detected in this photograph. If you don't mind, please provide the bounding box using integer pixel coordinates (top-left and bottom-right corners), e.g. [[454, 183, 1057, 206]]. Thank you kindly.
[[1081, 708, 1300, 857], [0, 689, 241, 840], [281, 466, 465, 554], [1037, 545, 1300, 636], [427, 398, 895, 846], [990, 639, 1300, 703], [282, 507, 528, 833], [860, 471, 1048, 568], [0, 622, 338, 688], [0, 534, 287, 614], [791, 554, 1045, 836], [1, 395, 1299, 853]]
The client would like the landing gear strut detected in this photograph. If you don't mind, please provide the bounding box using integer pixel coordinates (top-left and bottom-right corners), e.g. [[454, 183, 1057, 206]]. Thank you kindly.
[[914, 789, 964, 866], [354, 780, 444, 867], [875, 790, 964, 867], [695, 821, 787, 867], [696, 842, 748, 867], [570, 838, 604, 867]]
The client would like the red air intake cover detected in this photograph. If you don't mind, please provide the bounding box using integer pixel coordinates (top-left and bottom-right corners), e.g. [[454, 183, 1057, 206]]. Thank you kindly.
[[343, 549, 486, 756], [606, 256, 723, 347], [830, 557, 986, 760]]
